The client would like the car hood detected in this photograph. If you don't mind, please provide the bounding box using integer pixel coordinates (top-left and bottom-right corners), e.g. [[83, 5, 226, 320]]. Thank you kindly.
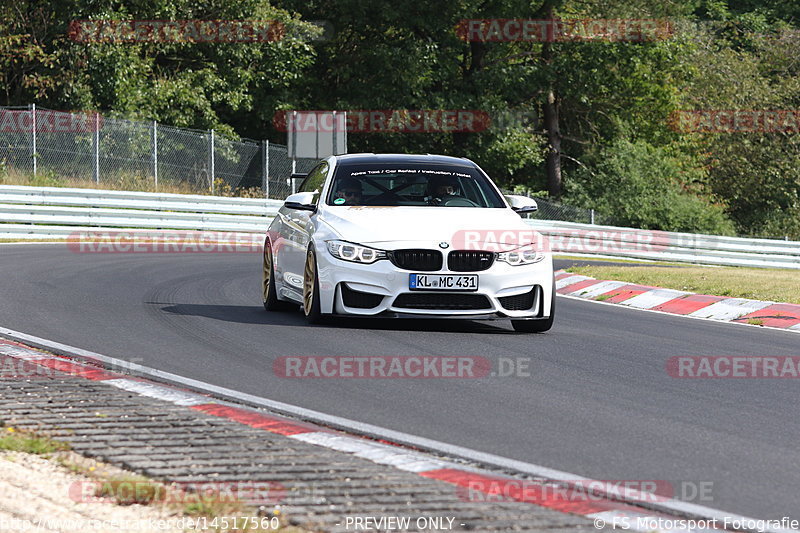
[[319, 206, 540, 249]]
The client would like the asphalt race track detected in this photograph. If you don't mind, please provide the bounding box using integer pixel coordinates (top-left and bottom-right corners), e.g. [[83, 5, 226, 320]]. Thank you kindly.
[[1, 244, 798, 520]]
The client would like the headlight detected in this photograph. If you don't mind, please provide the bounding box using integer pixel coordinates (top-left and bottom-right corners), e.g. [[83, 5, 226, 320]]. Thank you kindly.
[[496, 245, 546, 265], [326, 240, 387, 264]]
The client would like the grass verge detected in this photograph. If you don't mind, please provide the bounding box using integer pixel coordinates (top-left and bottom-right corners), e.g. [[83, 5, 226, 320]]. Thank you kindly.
[[0, 424, 302, 531], [54, 455, 304, 532], [566, 265, 800, 304], [0, 239, 66, 243], [0, 426, 70, 455], [1, 168, 267, 198], [554, 254, 687, 266]]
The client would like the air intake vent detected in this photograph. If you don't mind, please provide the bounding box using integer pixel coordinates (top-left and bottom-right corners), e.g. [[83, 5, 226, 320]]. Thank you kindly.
[[393, 293, 492, 310], [498, 286, 539, 311], [341, 284, 384, 309]]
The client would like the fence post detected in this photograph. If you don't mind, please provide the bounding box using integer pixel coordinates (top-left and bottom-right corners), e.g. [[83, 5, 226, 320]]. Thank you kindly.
[[590, 209, 595, 225], [209, 129, 215, 195], [30, 104, 37, 177], [152, 120, 158, 191], [290, 110, 297, 194], [290, 158, 296, 193], [268, 140, 269, 199], [93, 112, 100, 184]]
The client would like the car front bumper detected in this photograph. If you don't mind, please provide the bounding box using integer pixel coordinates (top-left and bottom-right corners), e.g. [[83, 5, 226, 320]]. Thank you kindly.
[[316, 251, 554, 319]]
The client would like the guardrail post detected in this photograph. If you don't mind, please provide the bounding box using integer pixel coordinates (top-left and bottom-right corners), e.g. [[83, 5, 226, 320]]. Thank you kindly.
[[152, 120, 158, 192], [268, 140, 269, 198], [93, 112, 100, 184], [209, 129, 215, 195], [30, 104, 37, 177]]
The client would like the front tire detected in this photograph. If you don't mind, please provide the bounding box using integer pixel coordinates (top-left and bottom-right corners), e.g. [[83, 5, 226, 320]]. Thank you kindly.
[[303, 247, 324, 324], [512, 282, 555, 333]]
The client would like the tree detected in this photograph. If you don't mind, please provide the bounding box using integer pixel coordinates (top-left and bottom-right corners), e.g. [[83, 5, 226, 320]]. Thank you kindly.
[[0, 0, 319, 138], [674, 6, 800, 237]]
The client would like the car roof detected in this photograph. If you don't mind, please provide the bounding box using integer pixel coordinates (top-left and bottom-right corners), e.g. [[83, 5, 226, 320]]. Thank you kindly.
[[332, 153, 476, 167]]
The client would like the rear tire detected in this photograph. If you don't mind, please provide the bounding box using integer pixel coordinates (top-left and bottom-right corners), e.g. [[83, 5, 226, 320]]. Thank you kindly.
[[303, 247, 325, 324], [263, 239, 292, 311], [511, 282, 555, 333]]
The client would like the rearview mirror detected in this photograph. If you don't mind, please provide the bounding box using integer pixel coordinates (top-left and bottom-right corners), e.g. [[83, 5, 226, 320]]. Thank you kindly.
[[505, 194, 538, 215], [284, 192, 317, 212]]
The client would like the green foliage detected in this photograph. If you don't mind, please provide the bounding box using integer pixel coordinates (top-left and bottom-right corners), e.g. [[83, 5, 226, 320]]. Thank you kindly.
[[0, 0, 318, 138], [568, 138, 735, 234], [675, 11, 800, 238], [1, 0, 798, 237], [0, 427, 70, 455]]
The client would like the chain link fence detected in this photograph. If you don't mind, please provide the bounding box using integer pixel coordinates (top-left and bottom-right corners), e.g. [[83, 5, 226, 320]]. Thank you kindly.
[[0, 105, 317, 199], [501, 190, 614, 225], [541, 198, 618, 225], [0, 105, 611, 223]]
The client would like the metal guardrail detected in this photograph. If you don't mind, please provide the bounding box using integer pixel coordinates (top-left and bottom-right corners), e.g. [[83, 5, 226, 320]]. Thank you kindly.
[[0, 184, 282, 216], [0, 185, 278, 238], [528, 220, 800, 269], [1, 185, 799, 269]]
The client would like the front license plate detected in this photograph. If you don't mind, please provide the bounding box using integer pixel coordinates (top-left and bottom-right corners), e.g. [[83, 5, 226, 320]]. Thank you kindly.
[[409, 274, 479, 291]]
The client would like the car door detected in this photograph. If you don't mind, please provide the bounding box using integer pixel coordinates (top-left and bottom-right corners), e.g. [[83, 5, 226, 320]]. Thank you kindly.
[[281, 162, 329, 288]]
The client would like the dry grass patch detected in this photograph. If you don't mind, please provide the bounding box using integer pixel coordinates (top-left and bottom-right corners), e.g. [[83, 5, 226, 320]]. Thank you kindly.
[[566, 265, 800, 304], [1, 168, 267, 198]]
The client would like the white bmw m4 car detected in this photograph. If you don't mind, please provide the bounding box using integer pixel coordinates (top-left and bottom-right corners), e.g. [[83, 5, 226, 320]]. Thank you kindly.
[[262, 154, 555, 332]]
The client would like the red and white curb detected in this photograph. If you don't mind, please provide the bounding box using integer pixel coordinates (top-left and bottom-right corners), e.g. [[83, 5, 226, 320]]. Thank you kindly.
[[0, 331, 781, 533], [556, 270, 800, 332]]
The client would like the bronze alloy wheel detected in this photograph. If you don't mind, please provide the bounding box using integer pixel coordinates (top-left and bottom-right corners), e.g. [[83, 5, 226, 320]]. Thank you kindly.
[[303, 249, 316, 316], [262, 243, 272, 304], [262, 239, 292, 311], [302, 248, 324, 323]]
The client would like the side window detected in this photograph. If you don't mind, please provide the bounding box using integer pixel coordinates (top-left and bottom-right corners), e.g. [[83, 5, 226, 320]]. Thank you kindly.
[[299, 162, 329, 202]]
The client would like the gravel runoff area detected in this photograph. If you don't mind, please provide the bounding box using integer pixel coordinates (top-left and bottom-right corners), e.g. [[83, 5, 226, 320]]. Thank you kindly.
[[0, 451, 185, 533], [0, 350, 597, 532]]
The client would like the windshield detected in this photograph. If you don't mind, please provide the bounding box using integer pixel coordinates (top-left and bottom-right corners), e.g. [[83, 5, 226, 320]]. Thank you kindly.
[[326, 163, 506, 208]]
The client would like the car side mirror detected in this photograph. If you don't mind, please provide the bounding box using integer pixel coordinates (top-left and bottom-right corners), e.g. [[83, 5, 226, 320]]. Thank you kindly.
[[505, 194, 538, 215], [284, 191, 317, 212]]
